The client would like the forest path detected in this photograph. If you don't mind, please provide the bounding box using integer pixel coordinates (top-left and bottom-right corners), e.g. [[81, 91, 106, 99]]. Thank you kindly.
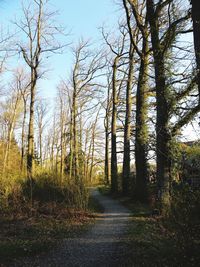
[[13, 188, 133, 267]]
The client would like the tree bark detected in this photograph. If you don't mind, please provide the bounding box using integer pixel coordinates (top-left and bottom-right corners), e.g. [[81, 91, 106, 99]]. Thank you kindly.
[[27, 69, 37, 178], [191, 0, 200, 103], [147, 0, 171, 211], [72, 81, 79, 181], [104, 82, 111, 185], [21, 95, 27, 172], [135, 37, 149, 202], [111, 56, 119, 193], [122, 46, 134, 195]]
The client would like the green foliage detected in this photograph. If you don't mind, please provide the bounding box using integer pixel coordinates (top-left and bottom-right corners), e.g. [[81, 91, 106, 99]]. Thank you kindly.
[[181, 144, 200, 181], [168, 184, 200, 262], [169, 139, 183, 181]]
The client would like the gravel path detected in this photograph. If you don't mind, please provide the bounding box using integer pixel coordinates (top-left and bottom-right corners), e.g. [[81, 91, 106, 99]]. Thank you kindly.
[[12, 188, 133, 267]]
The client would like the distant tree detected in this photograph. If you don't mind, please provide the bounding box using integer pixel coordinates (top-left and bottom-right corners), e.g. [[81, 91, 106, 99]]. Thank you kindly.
[[1, 76, 22, 174], [67, 40, 105, 182], [102, 25, 128, 193], [103, 74, 112, 185]]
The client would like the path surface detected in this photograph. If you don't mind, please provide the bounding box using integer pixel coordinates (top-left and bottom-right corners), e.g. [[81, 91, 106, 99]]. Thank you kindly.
[[13, 189, 133, 267]]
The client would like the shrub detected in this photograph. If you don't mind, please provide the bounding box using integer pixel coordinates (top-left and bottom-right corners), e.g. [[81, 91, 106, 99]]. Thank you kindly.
[[168, 184, 200, 261], [0, 171, 89, 215], [21, 172, 89, 210], [0, 174, 24, 212]]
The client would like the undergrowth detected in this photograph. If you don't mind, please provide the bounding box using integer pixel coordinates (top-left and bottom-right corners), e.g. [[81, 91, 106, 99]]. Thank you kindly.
[[0, 171, 94, 264]]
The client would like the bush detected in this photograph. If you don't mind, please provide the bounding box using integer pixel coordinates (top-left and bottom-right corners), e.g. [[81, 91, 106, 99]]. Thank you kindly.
[[0, 174, 24, 212], [168, 184, 200, 261], [0, 171, 89, 215], [21, 172, 89, 210]]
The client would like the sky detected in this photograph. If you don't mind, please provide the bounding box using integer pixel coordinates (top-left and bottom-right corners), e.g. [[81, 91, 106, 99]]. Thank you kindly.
[[0, 0, 199, 141], [0, 0, 120, 99]]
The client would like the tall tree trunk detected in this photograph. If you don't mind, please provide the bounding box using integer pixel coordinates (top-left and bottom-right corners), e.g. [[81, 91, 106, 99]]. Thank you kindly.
[[105, 124, 110, 185], [147, 0, 171, 211], [60, 107, 64, 182], [27, 69, 37, 179], [69, 108, 73, 180], [84, 128, 89, 181], [122, 46, 134, 195], [191, 0, 200, 103], [111, 56, 119, 193], [135, 38, 149, 202], [79, 110, 83, 177], [72, 88, 79, 181], [39, 130, 42, 166], [21, 97, 27, 172], [89, 108, 100, 183], [104, 82, 111, 185]]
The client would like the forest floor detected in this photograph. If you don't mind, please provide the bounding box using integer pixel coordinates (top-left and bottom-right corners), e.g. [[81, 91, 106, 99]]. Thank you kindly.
[[1, 188, 198, 266]]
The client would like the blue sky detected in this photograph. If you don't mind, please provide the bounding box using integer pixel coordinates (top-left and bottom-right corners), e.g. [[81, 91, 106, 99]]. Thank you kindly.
[[0, 0, 120, 100]]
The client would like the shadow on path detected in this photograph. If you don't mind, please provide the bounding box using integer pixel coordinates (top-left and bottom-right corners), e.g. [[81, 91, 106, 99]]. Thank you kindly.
[[13, 188, 133, 267]]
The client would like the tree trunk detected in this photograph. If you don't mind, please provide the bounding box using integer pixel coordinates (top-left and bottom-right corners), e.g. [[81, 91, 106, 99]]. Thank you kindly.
[[21, 97, 27, 172], [69, 108, 73, 180], [89, 109, 100, 183], [105, 126, 110, 185], [104, 82, 111, 185], [122, 46, 134, 195], [135, 39, 149, 202], [27, 69, 36, 179], [111, 57, 119, 193], [191, 0, 200, 103], [72, 88, 79, 181], [147, 0, 171, 212], [39, 130, 42, 167]]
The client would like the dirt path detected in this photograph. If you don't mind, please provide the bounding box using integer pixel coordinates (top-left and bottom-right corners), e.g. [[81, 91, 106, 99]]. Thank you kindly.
[[13, 188, 133, 267]]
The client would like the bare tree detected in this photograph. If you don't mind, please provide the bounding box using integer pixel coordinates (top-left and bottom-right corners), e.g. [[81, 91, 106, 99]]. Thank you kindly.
[[15, 0, 66, 179], [68, 40, 105, 182], [2, 76, 23, 174], [104, 73, 112, 185], [15, 68, 30, 172], [102, 25, 128, 193]]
